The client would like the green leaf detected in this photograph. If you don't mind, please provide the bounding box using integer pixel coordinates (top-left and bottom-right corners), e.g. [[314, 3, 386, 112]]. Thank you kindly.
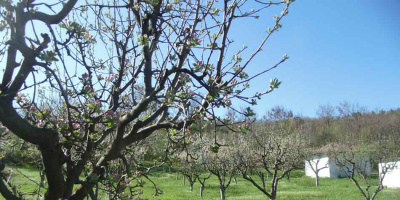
[[210, 144, 219, 153], [36, 112, 43, 118], [270, 78, 282, 89], [245, 107, 255, 117]]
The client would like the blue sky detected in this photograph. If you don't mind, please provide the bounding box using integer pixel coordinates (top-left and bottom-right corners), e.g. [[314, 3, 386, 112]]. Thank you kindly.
[[230, 0, 400, 117]]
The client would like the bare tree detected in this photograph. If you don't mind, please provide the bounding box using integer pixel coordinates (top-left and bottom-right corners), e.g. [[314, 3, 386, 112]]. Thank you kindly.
[[304, 152, 329, 187], [195, 171, 211, 198], [316, 103, 336, 127], [331, 141, 398, 200], [265, 105, 293, 121]]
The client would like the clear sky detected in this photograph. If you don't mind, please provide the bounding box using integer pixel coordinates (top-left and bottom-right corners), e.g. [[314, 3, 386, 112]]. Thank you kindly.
[[230, 0, 400, 118]]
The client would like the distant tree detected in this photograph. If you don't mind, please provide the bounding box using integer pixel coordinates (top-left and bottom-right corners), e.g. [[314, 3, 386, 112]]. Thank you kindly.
[[264, 105, 293, 121], [194, 170, 212, 198], [316, 103, 336, 127], [205, 148, 236, 200], [178, 159, 198, 192], [0, 0, 294, 199], [336, 101, 367, 118], [330, 141, 399, 200]]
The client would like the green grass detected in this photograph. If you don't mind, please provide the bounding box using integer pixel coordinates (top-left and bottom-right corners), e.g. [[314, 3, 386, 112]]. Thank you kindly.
[[2, 168, 400, 200], [139, 172, 400, 200], [1, 167, 45, 199]]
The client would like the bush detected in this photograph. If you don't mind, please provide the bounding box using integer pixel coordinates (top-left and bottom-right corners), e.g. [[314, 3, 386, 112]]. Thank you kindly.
[[289, 170, 305, 178], [1, 136, 41, 166]]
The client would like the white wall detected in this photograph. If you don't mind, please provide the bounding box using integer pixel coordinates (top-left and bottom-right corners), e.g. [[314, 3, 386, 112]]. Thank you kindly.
[[380, 162, 400, 188], [305, 156, 372, 179], [305, 157, 331, 178]]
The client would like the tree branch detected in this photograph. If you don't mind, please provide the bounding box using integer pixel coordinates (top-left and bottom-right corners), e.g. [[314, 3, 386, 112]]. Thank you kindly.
[[29, 0, 78, 24]]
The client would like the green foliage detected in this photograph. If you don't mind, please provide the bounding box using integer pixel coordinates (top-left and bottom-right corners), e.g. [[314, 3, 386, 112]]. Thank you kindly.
[[209, 143, 220, 153], [270, 78, 282, 90], [39, 51, 59, 62], [1, 135, 41, 166]]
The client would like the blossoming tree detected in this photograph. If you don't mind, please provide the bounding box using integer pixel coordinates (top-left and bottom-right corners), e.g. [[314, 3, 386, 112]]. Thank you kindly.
[[0, 0, 294, 199]]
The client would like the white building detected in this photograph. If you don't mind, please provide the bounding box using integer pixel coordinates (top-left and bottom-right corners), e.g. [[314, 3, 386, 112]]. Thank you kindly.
[[305, 156, 371, 178], [305, 156, 331, 178], [379, 161, 400, 188]]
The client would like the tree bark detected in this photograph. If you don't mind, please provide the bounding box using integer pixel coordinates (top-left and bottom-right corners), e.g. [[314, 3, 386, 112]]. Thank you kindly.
[[286, 171, 291, 181], [0, 176, 21, 200], [220, 186, 226, 200], [40, 145, 66, 200], [200, 184, 205, 197], [258, 171, 266, 189], [271, 177, 278, 200]]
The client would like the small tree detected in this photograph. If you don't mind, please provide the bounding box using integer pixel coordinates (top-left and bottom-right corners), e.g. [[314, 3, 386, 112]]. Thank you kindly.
[[195, 170, 212, 198], [237, 116, 305, 200], [178, 159, 198, 192], [190, 138, 213, 197], [205, 148, 236, 200], [304, 149, 329, 187], [331, 142, 398, 200]]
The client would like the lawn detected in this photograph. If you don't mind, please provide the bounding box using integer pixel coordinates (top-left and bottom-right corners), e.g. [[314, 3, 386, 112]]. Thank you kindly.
[[139, 172, 400, 200], [2, 168, 400, 200]]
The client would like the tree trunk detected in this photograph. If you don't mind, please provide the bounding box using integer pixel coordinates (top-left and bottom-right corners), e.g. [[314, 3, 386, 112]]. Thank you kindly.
[[261, 173, 266, 190], [271, 177, 278, 200], [200, 184, 205, 197], [190, 183, 194, 192], [0, 173, 20, 200], [270, 189, 276, 200], [220, 187, 226, 200], [182, 176, 186, 185], [63, 180, 74, 199], [88, 188, 97, 200], [41, 147, 66, 200], [316, 174, 319, 187], [62, 151, 74, 199], [234, 175, 237, 185]]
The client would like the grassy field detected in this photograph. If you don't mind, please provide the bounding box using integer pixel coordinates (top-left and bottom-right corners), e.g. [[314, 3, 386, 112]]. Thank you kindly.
[[139, 172, 400, 200], [2, 167, 400, 200]]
